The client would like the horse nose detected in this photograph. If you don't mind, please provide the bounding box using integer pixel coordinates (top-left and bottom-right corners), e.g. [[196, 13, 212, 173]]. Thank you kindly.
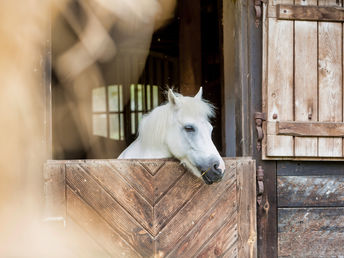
[[212, 161, 222, 175]]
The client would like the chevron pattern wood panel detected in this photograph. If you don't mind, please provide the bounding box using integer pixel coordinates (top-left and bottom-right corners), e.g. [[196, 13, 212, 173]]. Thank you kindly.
[[44, 158, 256, 258]]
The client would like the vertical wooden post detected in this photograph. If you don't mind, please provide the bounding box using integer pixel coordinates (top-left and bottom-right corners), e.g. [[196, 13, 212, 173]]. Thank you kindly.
[[237, 159, 257, 258], [178, 0, 202, 96]]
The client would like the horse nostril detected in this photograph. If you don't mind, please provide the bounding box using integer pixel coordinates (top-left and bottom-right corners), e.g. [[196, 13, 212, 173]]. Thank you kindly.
[[212, 161, 222, 175]]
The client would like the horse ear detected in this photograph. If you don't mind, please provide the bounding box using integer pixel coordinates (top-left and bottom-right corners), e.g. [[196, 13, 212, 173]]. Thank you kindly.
[[168, 89, 179, 106], [194, 87, 203, 100]]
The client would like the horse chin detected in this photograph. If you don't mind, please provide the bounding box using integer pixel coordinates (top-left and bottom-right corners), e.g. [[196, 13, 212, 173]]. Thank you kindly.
[[180, 158, 213, 185], [202, 174, 213, 185]]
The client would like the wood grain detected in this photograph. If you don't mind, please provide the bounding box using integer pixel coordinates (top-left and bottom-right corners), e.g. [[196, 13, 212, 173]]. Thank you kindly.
[[79, 162, 154, 235], [44, 159, 256, 258], [266, 1, 294, 157], [318, 0, 343, 157], [43, 163, 66, 223], [277, 5, 344, 22], [66, 164, 154, 257], [67, 186, 140, 257], [277, 121, 344, 137], [167, 183, 237, 258], [65, 217, 111, 258], [278, 208, 344, 256], [278, 176, 344, 207], [294, 0, 318, 157], [236, 160, 257, 258], [155, 163, 237, 256]]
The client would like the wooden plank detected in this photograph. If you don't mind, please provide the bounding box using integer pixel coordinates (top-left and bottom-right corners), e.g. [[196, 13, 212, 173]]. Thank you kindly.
[[66, 187, 140, 258], [194, 213, 238, 258], [108, 160, 154, 205], [278, 121, 344, 137], [278, 176, 344, 207], [266, 1, 294, 157], [151, 161, 186, 203], [277, 161, 344, 176], [65, 217, 111, 258], [79, 162, 154, 235], [277, 5, 344, 22], [294, 0, 318, 157], [153, 172, 203, 235], [278, 208, 344, 256], [167, 183, 237, 258], [43, 163, 66, 225], [155, 161, 237, 256], [236, 160, 257, 258], [66, 164, 154, 257], [318, 0, 343, 157]]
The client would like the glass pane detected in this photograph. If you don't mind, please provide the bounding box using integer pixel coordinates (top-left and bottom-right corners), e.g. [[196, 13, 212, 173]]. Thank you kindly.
[[109, 114, 119, 140], [93, 114, 107, 137], [120, 114, 124, 140], [153, 85, 159, 108], [108, 85, 119, 112], [137, 84, 143, 111], [130, 84, 135, 111], [138, 112, 143, 126], [119, 85, 123, 112], [131, 113, 136, 135], [146, 85, 151, 110], [92, 87, 106, 112]]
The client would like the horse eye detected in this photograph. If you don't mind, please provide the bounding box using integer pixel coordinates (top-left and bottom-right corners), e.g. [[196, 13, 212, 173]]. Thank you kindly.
[[184, 125, 195, 133]]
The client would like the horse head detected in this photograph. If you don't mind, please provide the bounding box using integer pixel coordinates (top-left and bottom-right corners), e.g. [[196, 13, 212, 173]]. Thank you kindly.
[[164, 88, 225, 184]]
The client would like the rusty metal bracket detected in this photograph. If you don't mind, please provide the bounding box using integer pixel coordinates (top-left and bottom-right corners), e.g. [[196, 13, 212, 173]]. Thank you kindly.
[[254, 112, 266, 152], [257, 165, 264, 206]]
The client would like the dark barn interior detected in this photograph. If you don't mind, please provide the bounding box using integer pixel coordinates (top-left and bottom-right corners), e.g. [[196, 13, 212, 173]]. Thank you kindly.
[[52, 0, 223, 159]]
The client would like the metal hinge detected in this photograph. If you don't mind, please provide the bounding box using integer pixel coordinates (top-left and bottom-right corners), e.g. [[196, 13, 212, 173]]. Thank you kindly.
[[254, 112, 266, 152], [257, 165, 264, 206]]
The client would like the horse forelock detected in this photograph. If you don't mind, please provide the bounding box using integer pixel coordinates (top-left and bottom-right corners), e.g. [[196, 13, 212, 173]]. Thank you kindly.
[[177, 96, 215, 120]]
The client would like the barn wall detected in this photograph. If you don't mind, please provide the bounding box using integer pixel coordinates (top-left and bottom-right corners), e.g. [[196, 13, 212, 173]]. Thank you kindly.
[[277, 162, 344, 256]]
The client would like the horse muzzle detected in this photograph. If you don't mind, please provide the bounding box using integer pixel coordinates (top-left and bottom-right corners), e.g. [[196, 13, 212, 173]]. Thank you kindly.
[[199, 157, 225, 185]]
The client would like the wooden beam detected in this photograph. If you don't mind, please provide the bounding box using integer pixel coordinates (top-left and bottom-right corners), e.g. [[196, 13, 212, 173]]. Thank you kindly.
[[178, 0, 202, 96], [236, 160, 257, 258], [278, 176, 344, 207], [277, 5, 344, 22], [277, 121, 344, 137], [279, 208, 344, 256]]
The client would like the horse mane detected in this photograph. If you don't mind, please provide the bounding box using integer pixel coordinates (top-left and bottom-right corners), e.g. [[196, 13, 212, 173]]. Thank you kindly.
[[137, 91, 215, 147]]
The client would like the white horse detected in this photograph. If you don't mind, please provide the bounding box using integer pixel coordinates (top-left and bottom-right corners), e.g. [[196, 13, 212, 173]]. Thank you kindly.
[[118, 88, 225, 184]]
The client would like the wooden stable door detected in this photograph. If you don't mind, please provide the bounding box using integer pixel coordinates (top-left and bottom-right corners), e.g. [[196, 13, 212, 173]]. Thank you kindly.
[[44, 158, 256, 258], [263, 0, 344, 160]]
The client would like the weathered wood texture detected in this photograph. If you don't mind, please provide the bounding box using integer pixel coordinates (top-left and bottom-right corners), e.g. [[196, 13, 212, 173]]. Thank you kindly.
[[278, 208, 344, 256], [43, 163, 66, 224], [277, 5, 344, 22], [44, 158, 256, 258], [277, 162, 344, 257], [277, 121, 344, 137], [263, 0, 344, 160], [278, 176, 344, 207]]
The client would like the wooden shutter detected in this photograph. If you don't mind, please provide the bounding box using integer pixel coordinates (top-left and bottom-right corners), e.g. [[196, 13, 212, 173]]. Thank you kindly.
[[262, 0, 344, 160]]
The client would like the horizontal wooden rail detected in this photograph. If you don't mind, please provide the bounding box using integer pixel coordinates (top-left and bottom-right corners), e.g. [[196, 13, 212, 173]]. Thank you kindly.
[[276, 5, 344, 22], [277, 122, 344, 137]]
